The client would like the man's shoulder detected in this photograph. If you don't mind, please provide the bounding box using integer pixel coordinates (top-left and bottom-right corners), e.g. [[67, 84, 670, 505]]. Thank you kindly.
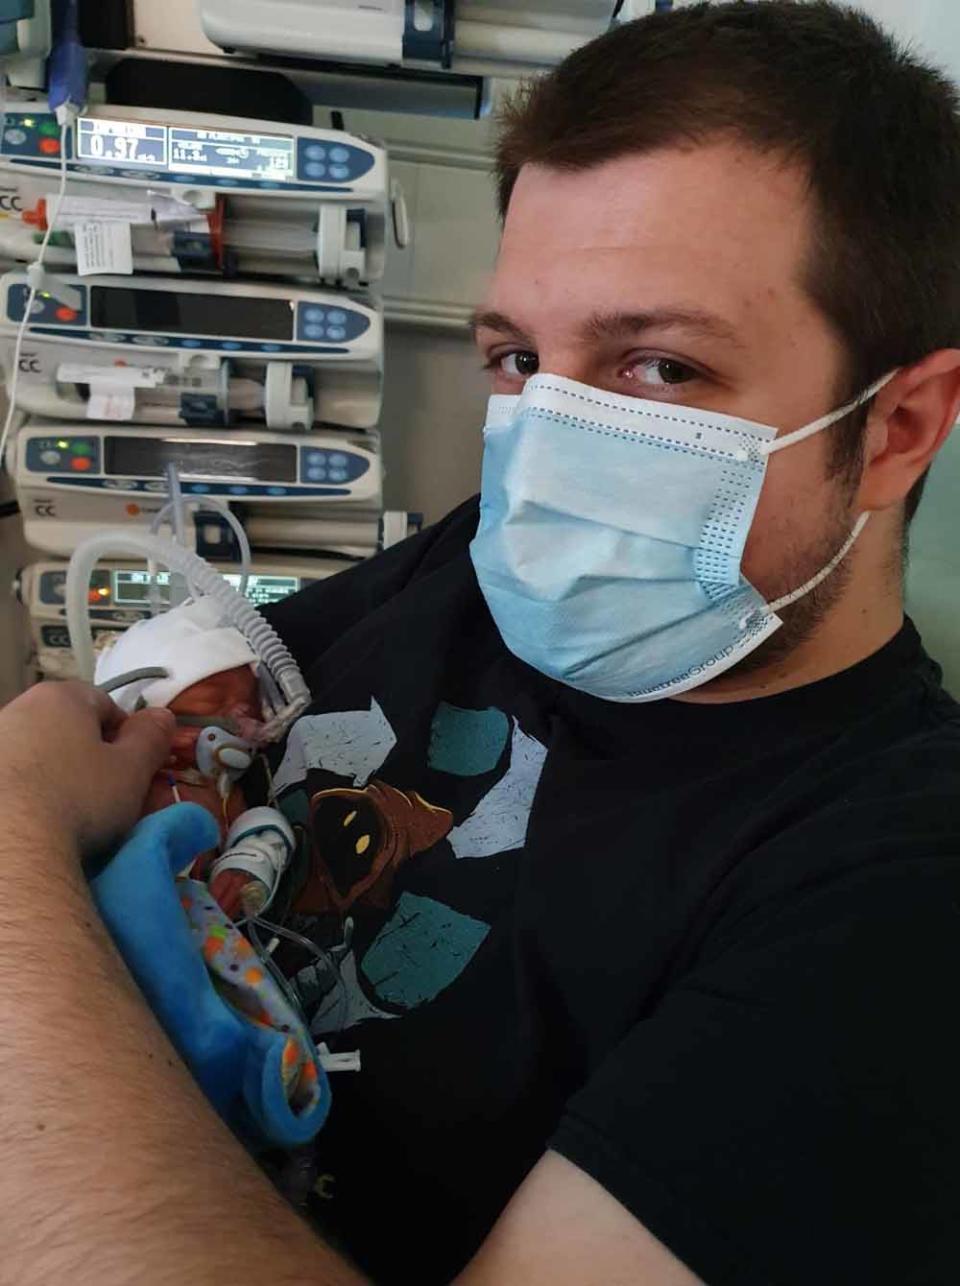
[[264, 496, 481, 670]]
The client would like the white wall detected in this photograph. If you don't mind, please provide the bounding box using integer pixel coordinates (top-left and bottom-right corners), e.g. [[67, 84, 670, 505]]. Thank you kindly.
[[381, 325, 489, 522], [905, 432, 960, 696], [330, 103, 503, 522], [855, 0, 960, 80]]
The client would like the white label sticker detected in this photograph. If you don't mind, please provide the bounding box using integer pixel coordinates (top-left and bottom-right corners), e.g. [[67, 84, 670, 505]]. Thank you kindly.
[[54, 196, 154, 228], [58, 363, 166, 388], [149, 194, 205, 227], [86, 380, 136, 421], [74, 220, 134, 276]]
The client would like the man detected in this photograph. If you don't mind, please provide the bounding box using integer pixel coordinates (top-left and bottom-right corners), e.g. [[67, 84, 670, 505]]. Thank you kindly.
[[2, 3, 960, 1282]]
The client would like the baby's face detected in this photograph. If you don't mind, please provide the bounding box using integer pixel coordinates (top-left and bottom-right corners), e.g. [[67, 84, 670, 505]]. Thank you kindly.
[[166, 665, 260, 769]]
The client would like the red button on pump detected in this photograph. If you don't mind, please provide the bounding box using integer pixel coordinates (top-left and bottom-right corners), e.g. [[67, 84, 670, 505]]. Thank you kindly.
[[38, 137, 60, 155], [70, 456, 92, 471], [55, 306, 77, 321]]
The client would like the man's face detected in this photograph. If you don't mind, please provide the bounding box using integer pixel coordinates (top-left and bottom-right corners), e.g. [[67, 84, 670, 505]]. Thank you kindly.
[[473, 140, 860, 651]]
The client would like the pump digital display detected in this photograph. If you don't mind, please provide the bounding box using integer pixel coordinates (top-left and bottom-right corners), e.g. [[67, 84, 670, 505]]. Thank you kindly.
[[90, 287, 295, 340], [104, 437, 298, 482], [76, 118, 168, 167], [113, 570, 301, 607], [169, 127, 295, 182]]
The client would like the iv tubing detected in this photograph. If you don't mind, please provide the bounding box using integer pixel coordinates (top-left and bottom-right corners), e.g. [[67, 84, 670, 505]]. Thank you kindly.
[[66, 529, 309, 723], [148, 496, 251, 597]]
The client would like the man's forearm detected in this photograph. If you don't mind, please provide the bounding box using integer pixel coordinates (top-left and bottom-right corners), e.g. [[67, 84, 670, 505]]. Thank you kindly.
[[0, 820, 365, 1286]]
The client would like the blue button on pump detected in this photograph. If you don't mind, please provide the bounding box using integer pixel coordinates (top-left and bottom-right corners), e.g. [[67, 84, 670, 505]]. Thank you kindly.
[[303, 306, 326, 323], [329, 146, 350, 163], [329, 452, 348, 466], [307, 467, 327, 481], [267, 486, 286, 496], [188, 483, 211, 494], [228, 485, 248, 495], [305, 144, 327, 160], [325, 326, 346, 341], [304, 324, 324, 339], [328, 469, 348, 482], [305, 162, 327, 179], [329, 165, 349, 181], [326, 309, 347, 325], [221, 341, 242, 350], [261, 343, 282, 352], [182, 338, 204, 347]]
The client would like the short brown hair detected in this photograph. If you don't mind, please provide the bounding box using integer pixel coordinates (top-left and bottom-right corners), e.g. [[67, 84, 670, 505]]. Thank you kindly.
[[494, 1, 960, 522]]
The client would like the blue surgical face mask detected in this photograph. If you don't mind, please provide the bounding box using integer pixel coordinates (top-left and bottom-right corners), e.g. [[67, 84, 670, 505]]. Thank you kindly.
[[469, 371, 894, 703]]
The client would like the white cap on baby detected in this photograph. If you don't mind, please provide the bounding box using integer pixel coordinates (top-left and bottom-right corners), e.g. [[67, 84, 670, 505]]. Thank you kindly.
[[94, 598, 258, 712]]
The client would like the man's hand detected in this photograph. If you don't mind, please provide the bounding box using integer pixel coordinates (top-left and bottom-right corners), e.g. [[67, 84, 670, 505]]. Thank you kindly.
[[0, 680, 175, 856]]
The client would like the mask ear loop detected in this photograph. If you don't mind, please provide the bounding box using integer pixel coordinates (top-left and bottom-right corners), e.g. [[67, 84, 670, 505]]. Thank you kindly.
[[738, 512, 872, 632], [756, 370, 897, 459], [734, 370, 897, 631]]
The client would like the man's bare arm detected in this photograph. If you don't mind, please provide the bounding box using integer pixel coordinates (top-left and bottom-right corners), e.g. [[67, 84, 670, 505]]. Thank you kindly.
[[0, 682, 365, 1286]]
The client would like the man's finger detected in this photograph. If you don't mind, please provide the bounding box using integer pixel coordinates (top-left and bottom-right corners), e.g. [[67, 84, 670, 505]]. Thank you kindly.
[[62, 680, 128, 734], [110, 707, 177, 792]]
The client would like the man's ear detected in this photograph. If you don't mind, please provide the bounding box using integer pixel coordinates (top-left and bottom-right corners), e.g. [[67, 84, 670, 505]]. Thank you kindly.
[[857, 350, 960, 513]]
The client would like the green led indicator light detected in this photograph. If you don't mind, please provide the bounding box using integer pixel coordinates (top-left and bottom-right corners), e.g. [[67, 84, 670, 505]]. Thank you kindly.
[[39, 121, 58, 137], [72, 441, 93, 455], [22, 118, 34, 128], [56, 439, 69, 450]]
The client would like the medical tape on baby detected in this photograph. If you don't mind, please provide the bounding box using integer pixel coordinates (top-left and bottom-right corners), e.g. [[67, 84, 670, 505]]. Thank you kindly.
[[175, 714, 244, 734]]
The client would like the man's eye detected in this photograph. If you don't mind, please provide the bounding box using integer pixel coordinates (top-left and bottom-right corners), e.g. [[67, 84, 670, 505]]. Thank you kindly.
[[625, 357, 697, 387], [498, 351, 539, 378]]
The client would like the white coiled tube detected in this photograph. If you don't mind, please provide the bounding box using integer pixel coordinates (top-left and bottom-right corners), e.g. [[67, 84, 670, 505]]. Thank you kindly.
[[65, 529, 310, 728]]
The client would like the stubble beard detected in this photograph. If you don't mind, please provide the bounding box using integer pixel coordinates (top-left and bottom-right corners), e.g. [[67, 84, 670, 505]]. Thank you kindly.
[[713, 485, 859, 682]]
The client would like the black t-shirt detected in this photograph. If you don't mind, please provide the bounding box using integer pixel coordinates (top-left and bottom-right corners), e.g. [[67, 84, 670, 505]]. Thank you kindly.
[[261, 497, 960, 1286]]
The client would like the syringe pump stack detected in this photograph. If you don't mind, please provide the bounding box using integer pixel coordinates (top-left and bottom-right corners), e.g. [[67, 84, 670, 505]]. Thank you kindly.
[[0, 95, 411, 679]]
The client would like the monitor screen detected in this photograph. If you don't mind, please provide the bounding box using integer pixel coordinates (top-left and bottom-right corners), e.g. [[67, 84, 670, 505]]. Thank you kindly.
[[76, 117, 168, 167], [89, 287, 295, 340], [169, 126, 295, 182], [104, 436, 298, 482], [113, 569, 301, 607]]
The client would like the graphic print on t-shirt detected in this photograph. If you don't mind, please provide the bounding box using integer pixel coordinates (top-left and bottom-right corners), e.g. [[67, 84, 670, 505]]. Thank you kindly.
[[267, 698, 547, 1039]]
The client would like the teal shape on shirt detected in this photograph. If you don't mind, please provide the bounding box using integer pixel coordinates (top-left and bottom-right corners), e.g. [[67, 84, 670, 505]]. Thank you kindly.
[[361, 891, 490, 1009], [428, 702, 510, 777]]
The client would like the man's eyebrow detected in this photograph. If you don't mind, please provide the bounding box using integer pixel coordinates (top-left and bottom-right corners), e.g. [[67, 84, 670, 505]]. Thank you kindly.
[[582, 308, 745, 348], [469, 310, 534, 343], [469, 306, 744, 349]]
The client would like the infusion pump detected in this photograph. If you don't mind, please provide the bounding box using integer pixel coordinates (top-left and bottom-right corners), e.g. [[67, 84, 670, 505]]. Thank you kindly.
[[12, 420, 383, 556], [0, 103, 399, 286], [0, 272, 383, 429], [16, 554, 342, 680]]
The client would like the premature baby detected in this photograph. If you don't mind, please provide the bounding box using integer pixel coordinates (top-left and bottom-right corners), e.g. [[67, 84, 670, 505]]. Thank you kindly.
[[90, 597, 331, 1148], [95, 598, 295, 918]]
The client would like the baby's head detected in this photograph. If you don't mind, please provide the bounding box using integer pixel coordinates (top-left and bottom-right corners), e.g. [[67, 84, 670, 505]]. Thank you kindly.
[[95, 599, 262, 770], [168, 664, 261, 771]]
